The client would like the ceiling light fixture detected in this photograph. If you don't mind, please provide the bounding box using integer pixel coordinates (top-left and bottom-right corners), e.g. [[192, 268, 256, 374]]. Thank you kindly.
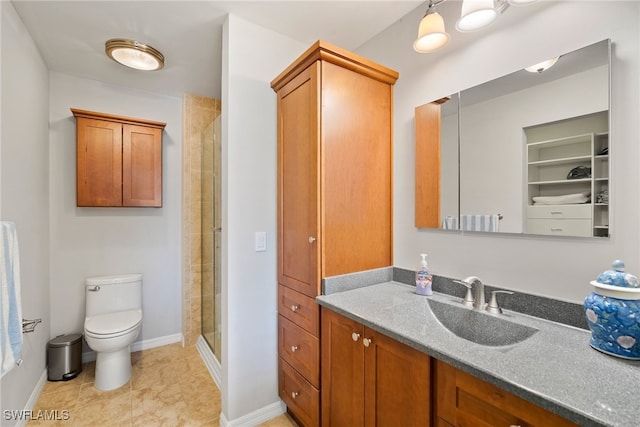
[[105, 38, 164, 71], [525, 56, 560, 73], [414, 0, 538, 53]]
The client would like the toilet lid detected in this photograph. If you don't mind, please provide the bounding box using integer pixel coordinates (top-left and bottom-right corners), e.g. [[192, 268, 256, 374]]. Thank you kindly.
[[85, 310, 142, 335]]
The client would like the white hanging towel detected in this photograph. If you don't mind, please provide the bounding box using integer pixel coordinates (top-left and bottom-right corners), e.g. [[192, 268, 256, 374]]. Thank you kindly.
[[460, 214, 500, 232], [442, 216, 458, 230], [1, 221, 23, 377]]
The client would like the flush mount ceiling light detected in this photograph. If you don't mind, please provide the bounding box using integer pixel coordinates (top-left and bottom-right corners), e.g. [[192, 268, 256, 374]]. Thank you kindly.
[[105, 38, 164, 71], [414, 0, 538, 53], [525, 56, 560, 73]]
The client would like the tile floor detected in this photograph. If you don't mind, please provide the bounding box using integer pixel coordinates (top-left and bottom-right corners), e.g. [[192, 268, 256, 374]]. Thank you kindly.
[[29, 343, 297, 426]]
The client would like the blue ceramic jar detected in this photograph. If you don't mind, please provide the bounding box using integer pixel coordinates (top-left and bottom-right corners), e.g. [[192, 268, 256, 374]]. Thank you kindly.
[[584, 261, 640, 360]]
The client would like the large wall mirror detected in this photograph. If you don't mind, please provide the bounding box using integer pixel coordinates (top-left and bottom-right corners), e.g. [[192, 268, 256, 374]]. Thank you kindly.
[[416, 39, 610, 238]]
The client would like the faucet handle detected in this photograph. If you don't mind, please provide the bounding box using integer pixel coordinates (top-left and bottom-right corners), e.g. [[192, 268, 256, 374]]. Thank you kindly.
[[486, 290, 514, 314], [453, 280, 475, 307]]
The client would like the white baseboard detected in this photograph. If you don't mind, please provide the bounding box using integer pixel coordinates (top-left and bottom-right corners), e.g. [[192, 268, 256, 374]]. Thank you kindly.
[[15, 369, 48, 427], [81, 333, 182, 363], [195, 335, 222, 390], [219, 400, 287, 427]]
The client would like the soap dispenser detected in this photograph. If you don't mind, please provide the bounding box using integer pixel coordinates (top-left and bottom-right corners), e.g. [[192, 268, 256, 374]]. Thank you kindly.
[[415, 254, 433, 296]]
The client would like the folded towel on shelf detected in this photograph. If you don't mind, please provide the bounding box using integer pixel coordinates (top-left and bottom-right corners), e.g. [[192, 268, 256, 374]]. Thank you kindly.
[[1, 222, 23, 377], [532, 192, 590, 205], [442, 216, 458, 230], [460, 214, 500, 232]]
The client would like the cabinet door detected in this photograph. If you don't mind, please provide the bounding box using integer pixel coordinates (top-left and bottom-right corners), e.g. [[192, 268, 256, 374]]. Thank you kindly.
[[123, 124, 162, 207], [364, 328, 431, 427], [321, 308, 365, 427], [435, 360, 577, 427], [76, 117, 123, 207], [321, 61, 393, 277], [277, 63, 321, 297]]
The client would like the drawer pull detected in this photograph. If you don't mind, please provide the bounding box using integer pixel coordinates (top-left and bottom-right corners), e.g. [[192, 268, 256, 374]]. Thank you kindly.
[[363, 338, 372, 347], [291, 391, 299, 399], [290, 304, 299, 312], [550, 228, 564, 231], [550, 211, 564, 215], [291, 345, 298, 352], [352, 333, 360, 342]]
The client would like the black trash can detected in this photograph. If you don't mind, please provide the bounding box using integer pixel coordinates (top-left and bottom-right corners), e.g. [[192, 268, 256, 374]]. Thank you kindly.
[[47, 334, 82, 381]]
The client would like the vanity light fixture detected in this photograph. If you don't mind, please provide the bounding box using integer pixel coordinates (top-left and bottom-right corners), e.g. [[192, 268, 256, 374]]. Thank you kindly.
[[105, 38, 164, 71], [525, 56, 560, 73], [414, 1, 450, 53], [456, 0, 499, 32], [414, 0, 537, 53]]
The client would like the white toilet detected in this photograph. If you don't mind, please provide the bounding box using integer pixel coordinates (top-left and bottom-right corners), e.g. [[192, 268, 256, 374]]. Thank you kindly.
[[84, 274, 143, 391]]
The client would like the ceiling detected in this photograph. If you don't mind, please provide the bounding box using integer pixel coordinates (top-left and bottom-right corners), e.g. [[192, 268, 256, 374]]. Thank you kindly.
[[10, 0, 425, 99]]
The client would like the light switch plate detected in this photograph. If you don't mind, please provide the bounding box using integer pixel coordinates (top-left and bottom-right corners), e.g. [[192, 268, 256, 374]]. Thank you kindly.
[[255, 231, 266, 252]]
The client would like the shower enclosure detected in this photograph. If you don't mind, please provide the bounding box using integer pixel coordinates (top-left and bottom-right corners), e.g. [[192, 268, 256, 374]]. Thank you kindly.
[[201, 116, 221, 361]]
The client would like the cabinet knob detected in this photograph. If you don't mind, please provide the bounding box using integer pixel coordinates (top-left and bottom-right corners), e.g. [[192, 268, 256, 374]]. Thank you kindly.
[[291, 391, 299, 399], [308, 236, 316, 243], [290, 304, 299, 312], [291, 345, 298, 353], [352, 333, 360, 342], [363, 338, 372, 347]]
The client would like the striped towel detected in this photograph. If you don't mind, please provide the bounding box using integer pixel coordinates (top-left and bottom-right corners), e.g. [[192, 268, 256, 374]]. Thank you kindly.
[[1, 222, 23, 377], [460, 214, 500, 232]]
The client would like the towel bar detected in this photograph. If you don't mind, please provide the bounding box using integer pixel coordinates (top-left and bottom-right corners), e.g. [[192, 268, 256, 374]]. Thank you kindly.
[[22, 318, 42, 333]]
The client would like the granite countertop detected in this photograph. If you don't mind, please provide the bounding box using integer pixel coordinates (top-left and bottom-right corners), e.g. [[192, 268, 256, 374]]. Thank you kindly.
[[316, 281, 639, 427]]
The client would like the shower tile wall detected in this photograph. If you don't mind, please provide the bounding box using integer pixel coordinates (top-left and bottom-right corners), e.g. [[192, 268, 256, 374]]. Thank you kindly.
[[182, 94, 220, 346]]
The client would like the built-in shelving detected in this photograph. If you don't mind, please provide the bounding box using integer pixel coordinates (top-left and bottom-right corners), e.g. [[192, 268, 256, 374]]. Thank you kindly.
[[525, 112, 609, 237]]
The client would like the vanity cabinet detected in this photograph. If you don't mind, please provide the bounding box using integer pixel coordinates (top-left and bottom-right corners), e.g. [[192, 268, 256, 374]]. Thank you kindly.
[[271, 41, 397, 426], [321, 307, 431, 427], [72, 109, 165, 207], [434, 359, 578, 427]]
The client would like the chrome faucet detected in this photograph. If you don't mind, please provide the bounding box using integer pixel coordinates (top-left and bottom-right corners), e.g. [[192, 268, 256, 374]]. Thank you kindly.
[[463, 276, 485, 310]]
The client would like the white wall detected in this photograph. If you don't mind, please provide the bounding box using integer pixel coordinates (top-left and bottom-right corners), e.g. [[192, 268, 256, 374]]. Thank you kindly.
[[221, 14, 305, 424], [48, 73, 182, 346], [357, 0, 640, 302], [0, 1, 51, 419]]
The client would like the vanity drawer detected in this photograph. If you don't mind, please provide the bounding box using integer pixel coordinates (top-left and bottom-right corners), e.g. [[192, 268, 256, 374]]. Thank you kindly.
[[279, 357, 319, 427], [527, 204, 591, 219], [278, 285, 319, 336], [436, 360, 577, 427], [526, 218, 592, 237], [279, 315, 320, 388]]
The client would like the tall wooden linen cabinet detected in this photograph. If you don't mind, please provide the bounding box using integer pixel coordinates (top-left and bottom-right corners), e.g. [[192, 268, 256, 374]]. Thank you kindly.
[[271, 41, 398, 426]]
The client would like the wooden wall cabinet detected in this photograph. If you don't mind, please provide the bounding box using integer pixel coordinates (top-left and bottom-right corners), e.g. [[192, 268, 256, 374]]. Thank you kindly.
[[271, 41, 397, 426], [434, 359, 578, 427], [321, 307, 431, 427], [72, 108, 165, 207]]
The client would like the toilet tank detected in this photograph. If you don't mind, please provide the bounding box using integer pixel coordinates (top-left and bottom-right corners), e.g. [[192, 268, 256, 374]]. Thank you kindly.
[[85, 274, 142, 317]]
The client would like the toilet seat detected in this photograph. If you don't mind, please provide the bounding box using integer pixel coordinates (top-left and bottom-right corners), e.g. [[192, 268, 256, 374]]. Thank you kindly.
[[85, 310, 142, 338]]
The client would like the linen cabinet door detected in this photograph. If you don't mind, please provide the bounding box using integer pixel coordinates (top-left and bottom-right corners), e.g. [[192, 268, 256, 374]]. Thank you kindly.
[[277, 63, 321, 297], [363, 327, 431, 427], [321, 308, 365, 427]]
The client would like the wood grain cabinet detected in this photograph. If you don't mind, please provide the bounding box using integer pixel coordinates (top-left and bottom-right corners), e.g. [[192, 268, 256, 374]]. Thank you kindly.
[[71, 108, 165, 207], [271, 41, 398, 426], [321, 308, 431, 427], [434, 359, 578, 427]]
